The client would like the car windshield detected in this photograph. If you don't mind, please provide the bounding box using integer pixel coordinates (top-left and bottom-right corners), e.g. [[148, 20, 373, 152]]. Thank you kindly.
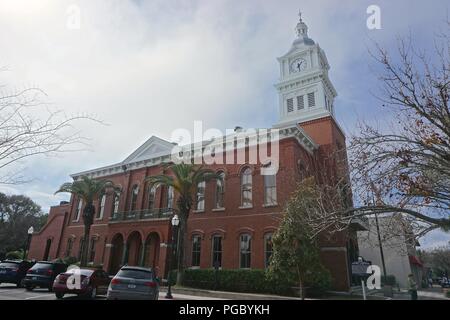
[[116, 269, 153, 280], [31, 263, 52, 270], [0, 262, 19, 268]]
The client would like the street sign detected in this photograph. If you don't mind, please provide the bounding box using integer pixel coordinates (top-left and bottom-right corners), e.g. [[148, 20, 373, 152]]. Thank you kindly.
[[351, 261, 371, 276]]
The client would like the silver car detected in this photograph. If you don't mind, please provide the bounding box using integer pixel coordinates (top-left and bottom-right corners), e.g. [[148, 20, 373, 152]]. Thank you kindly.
[[107, 266, 159, 300]]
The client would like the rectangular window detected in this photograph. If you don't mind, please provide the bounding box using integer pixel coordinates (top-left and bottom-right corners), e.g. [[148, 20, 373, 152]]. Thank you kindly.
[[78, 237, 85, 260], [264, 234, 273, 268], [97, 194, 106, 219], [264, 175, 277, 205], [196, 181, 205, 211], [239, 234, 251, 269], [308, 92, 315, 107], [287, 98, 294, 112], [167, 186, 174, 209], [191, 235, 201, 267], [65, 238, 73, 257], [212, 236, 222, 268], [89, 238, 96, 263], [74, 199, 82, 222], [297, 95, 304, 110]]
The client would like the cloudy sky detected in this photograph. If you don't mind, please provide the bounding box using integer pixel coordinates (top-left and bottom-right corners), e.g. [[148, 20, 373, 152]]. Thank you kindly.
[[0, 0, 449, 249]]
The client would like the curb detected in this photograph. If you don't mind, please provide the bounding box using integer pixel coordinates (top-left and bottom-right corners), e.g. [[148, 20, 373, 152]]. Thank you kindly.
[[159, 287, 304, 300]]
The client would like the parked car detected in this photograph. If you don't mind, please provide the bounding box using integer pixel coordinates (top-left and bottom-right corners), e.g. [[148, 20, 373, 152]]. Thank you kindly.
[[0, 260, 35, 287], [107, 266, 159, 300], [441, 277, 450, 288], [53, 268, 111, 299], [23, 261, 67, 291]]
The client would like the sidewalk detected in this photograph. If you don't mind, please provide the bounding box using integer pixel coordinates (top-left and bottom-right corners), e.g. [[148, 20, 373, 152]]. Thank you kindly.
[[159, 287, 303, 300]]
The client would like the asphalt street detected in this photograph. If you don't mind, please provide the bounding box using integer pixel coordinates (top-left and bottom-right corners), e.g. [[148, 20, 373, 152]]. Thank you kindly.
[[0, 283, 224, 300]]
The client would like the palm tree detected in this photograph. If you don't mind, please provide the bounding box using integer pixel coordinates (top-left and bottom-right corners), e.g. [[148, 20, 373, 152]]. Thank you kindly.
[[145, 162, 218, 284], [55, 176, 118, 267]]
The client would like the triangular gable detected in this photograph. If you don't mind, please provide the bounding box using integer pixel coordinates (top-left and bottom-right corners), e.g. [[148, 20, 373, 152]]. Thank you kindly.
[[122, 136, 175, 164]]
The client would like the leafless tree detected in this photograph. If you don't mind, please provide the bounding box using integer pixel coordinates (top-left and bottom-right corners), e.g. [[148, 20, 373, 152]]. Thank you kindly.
[[298, 22, 449, 241], [0, 72, 101, 184]]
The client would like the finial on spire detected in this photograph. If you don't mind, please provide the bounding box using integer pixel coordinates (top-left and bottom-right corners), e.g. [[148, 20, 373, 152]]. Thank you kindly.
[[295, 10, 308, 38]]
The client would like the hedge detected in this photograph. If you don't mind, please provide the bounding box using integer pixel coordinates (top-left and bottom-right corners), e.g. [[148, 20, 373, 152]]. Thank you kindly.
[[169, 268, 330, 297]]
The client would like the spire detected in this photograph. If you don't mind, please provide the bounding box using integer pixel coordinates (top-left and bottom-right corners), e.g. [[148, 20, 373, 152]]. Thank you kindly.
[[295, 10, 308, 37]]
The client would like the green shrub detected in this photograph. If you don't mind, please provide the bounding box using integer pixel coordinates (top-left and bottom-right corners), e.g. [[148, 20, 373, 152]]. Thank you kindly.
[[62, 256, 79, 266], [5, 250, 24, 260], [181, 269, 294, 296]]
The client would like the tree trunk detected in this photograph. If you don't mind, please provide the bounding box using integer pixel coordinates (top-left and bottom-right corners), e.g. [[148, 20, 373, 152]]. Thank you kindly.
[[80, 203, 94, 267], [176, 215, 186, 285], [297, 267, 305, 300]]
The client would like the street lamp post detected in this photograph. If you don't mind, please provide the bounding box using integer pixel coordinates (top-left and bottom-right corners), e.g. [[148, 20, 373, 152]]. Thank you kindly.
[[165, 214, 180, 299], [24, 226, 34, 260]]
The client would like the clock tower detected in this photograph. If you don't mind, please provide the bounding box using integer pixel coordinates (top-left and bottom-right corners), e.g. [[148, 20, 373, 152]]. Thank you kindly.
[[274, 12, 337, 129]]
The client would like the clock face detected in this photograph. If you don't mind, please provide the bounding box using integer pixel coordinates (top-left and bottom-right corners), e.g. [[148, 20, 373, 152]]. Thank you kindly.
[[290, 58, 307, 73]]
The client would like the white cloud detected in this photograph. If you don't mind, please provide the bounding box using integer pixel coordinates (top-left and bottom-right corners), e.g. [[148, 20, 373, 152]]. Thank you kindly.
[[0, 0, 448, 246]]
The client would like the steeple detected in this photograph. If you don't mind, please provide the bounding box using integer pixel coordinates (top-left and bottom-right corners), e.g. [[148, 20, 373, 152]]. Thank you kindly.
[[295, 11, 308, 37], [291, 10, 315, 48], [273, 11, 337, 128]]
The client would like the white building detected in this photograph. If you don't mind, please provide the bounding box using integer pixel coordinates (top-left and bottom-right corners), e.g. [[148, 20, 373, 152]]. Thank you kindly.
[[357, 215, 423, 289]]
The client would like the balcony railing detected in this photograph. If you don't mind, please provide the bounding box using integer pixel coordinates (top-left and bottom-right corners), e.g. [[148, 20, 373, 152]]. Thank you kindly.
[[109, 208, 174, 222]]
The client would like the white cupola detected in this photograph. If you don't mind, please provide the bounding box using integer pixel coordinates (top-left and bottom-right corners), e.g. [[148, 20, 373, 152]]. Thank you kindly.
[[274, 11, 338, 128]]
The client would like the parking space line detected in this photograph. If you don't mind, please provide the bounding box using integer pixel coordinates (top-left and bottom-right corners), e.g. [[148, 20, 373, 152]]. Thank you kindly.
[[25, 294, 53, 300]]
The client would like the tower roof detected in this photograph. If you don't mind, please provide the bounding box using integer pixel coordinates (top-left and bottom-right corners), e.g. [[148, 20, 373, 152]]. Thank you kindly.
[[291, 11, 315, 49]]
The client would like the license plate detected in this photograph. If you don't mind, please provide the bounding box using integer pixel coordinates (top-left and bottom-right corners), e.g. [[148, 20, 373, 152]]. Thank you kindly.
[[127, 284, 136, 289], [32, 276, 37, 280]]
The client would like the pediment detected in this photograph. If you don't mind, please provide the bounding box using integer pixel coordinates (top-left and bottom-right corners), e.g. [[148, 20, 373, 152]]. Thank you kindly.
[[122, 136, 174, 164]]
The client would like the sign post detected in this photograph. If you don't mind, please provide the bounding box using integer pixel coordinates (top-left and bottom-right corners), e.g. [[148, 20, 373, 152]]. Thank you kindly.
[[351, 258, 371, 301]]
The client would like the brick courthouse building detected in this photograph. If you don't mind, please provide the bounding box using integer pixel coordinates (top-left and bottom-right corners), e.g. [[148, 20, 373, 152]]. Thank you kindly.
[[28, 14, 365, 291]]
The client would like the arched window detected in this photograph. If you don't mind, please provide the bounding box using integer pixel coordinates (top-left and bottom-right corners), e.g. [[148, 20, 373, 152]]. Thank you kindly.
[[264, 233, 273, 268], [214, 172, 225, 209], [191, 235, 201, 267], [97, 194, 106, 219], [239, 234, 251, 268], [65, 238, 73, 257], [263, 174, 277, 205], [212, 235, 223, 268], [112, 192, 120, 216], [167, 186, 174, 209], [240, 167, 252, 207], [196, 181, 205, 211], [147, 185, 157, 210], [129, 185, 139, 211], [74, 198, 83, 222]]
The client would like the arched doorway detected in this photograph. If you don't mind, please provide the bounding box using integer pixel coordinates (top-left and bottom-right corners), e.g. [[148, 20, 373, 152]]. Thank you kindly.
[[43, 238, 52, 261], [126, 231, 142, 266], [109, 234, 124, 275], [143, 232, 160, 269]]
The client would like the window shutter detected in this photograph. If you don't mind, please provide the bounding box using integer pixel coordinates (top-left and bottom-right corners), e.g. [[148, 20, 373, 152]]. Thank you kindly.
[[307, 92, 315, 107], [287, 98, 294, 112], [297, 95, 304, 110]]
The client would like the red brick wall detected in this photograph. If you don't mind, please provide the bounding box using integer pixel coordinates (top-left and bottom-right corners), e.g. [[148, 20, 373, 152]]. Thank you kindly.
[[28, 120, 353, 291], [28, 204, 69, 261]]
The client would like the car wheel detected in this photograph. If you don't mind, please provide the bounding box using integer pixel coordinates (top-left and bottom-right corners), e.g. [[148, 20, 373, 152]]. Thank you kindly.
[[16, 281, 23, 288], [55, 293, 64, 299], [25, 286, 34, 291]]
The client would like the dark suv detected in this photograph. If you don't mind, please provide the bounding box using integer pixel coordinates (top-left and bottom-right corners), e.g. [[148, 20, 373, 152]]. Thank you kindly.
[[0, 260, 35, 287], [23, 261, 67, 291]]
